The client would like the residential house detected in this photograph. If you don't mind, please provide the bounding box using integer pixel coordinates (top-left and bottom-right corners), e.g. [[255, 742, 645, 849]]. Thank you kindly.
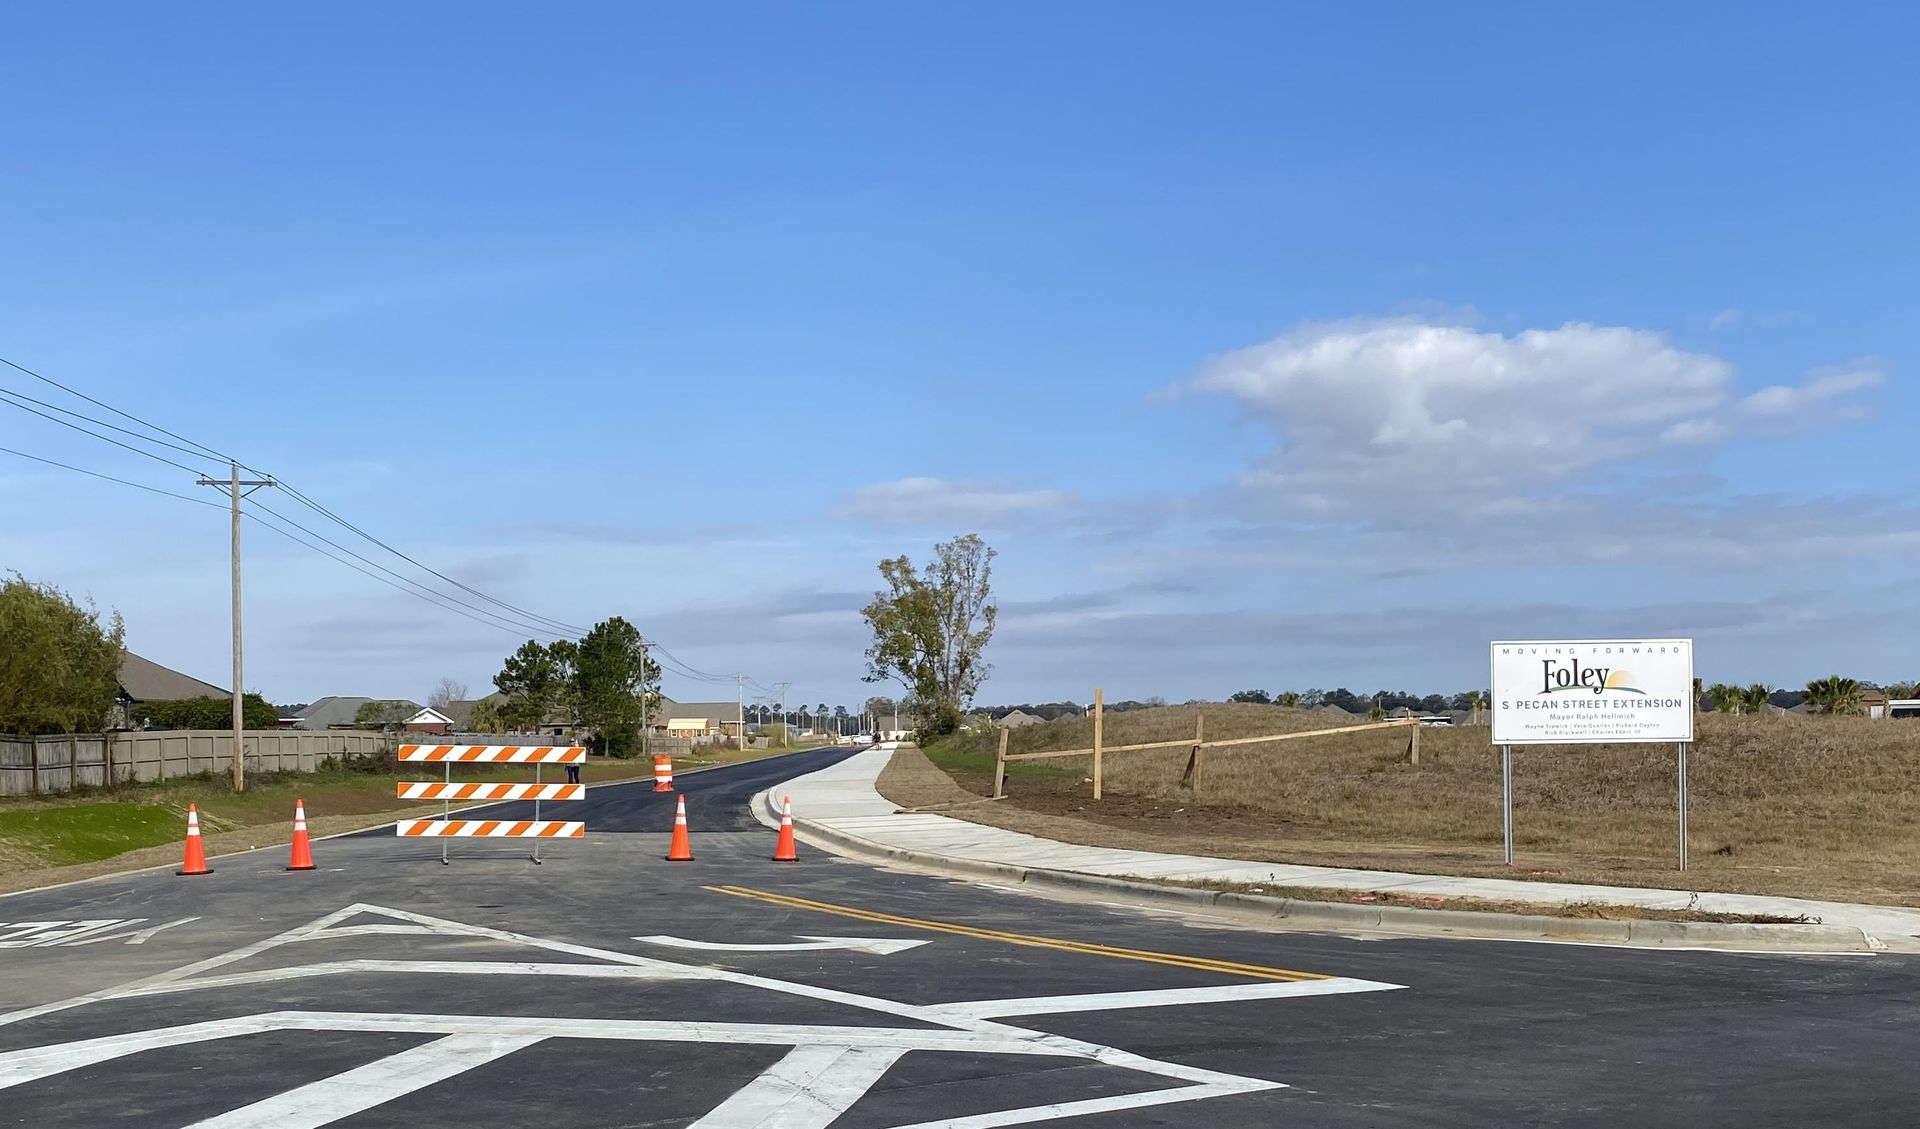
[[994, 709, 1044, 729], [1861, 688, 1892, 719], [657, 698, 744, 740], [290, 697, 423, 731], [112, 651, 228, 729], [402, 707, 454, 735]]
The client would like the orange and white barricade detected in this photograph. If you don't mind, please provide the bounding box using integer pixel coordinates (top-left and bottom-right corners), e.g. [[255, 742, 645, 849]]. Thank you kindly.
[[652, 753, 674, 792], [397, 744, 586, 864]]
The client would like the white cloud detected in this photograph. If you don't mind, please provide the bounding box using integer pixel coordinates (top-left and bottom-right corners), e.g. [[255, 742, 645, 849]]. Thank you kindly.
[[1184, 318, 1880, 520], [1709, 308, 1743, 330], [842, 477, 1074, 528], [1736, 359, 1884, 418]]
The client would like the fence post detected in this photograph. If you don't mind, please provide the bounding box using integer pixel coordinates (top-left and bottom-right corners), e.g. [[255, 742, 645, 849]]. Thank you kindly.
[[1091, 688, 1104, 800], [994, 727, 1008, 800], [1408, 721, 1420, 765], [1181, 714, 1205, 789]]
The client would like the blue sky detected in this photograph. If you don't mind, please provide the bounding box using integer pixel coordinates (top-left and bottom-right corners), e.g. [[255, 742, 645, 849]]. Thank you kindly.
[[2, 3, 1915, 709]]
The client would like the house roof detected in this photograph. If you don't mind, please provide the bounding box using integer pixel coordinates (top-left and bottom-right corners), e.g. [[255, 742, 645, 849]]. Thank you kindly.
[[663, 700, 742, 723], [291, 697, 373, 729], [440, 691, 510, 730], [996, 710, 1044, 727], [118, 651, 229, 703], [405, 707, 453, 726], [292, 696, 421, 729]]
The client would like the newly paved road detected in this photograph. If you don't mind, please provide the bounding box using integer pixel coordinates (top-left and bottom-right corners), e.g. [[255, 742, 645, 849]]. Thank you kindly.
[[2, 747, 1916, 1127]]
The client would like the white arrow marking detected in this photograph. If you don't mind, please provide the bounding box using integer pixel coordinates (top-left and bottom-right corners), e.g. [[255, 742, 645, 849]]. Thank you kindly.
[[634, 935, 928, 955]]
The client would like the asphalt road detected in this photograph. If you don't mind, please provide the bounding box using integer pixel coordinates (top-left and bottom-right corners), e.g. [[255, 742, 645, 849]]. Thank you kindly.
[[2, 747, 1917, 1127]]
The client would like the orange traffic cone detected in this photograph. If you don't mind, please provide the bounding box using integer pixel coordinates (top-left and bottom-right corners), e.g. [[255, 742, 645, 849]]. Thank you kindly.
[[287, 798, 316, 871], [665, 794, 694, 861], [177, 803, 212, 876], [772, 795, 798, 862]]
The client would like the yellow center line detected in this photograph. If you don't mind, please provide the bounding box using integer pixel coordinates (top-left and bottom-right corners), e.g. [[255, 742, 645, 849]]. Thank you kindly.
[[705, 885, 1328, 983]]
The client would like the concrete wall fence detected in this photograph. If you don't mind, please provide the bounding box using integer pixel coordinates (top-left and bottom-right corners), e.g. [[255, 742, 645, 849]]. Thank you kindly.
[[0, 731, 389, 797]]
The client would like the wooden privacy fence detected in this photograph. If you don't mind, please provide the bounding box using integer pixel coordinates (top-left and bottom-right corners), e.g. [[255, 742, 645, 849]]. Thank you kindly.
[[0, 730, 389, 797], [992, 688, 1423, 800]]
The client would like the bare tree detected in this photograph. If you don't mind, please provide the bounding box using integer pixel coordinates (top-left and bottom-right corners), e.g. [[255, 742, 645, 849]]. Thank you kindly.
[[429, 677, 469, 711]]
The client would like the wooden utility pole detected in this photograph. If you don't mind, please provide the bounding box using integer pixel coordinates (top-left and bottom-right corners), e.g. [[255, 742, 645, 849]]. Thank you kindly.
[[197, 461, 274, 792], [1092, 688, 1104, 800]]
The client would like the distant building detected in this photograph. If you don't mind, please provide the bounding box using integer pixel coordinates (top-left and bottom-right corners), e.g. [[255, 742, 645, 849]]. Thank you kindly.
[[995, 709, 1044, 729], [402, 707, 454, 736], [290, 697, 423, 731], [655, 697, 743, 739]]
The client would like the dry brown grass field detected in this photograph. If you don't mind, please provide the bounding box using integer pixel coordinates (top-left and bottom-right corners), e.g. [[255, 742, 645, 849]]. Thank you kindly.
[[909, 704, 1920, 905]]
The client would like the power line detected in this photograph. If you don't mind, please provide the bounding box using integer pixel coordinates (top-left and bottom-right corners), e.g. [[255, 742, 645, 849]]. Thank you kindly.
[[646, 639, 741, 684], [1, 353, 581, 635], [249, 499, 573, 641], [1, 353, 765, 681], [272, 479, 589, 637], [0, 354, 242, 469], [0, 391, 214, 477], [1, 353, 583, 635], [0, 384, 231, 467], [244, 506, 574, 642], [0, 444, 225, 510]]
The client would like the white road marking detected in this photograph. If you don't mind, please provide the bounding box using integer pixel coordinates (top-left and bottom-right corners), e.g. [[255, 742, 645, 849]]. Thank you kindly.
[[635, 935, 929, 955], [0, 902, 1407, 1127], [691, 1045, 906, 1129], [185, 1034, 545, 1129], [0, 1016, 275, 1088], [64, 917, 198, 946], [109, 959, 699, 999], [932, 976, 1405, 1018], [0, 921, 119, 948], [883, 1081, 1283, 1129], [0, 917, 198, 949]]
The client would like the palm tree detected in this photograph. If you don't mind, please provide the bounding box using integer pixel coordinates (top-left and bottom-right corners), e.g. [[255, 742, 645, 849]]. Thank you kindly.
[[1692, 677, 1705, 712], [1707, 683, 1740, 714], [1743, 683, 1774, 715], [1466, 690, 1484, 725], [1804, 676, 1862, 715]]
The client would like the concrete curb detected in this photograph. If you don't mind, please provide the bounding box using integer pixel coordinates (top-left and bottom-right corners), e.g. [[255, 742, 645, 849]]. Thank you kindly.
[[751, 787, 1875, 953]]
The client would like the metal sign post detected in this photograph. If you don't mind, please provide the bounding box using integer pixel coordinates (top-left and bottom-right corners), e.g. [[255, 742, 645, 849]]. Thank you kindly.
[[1489, 639, 1696, 876], [1501, 744, 1513, 866], [441, 759, 451, 866], [1677, 741, 1688, 872]]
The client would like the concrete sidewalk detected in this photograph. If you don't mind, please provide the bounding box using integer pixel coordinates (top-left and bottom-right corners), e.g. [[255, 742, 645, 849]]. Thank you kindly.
[[765, 746, 1920, 952]]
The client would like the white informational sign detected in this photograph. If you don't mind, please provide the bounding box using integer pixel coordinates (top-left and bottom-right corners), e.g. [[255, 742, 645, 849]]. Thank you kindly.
[[1490, 639, 1694, 745]]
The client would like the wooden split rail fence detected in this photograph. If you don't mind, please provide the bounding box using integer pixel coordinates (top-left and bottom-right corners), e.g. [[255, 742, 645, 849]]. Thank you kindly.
[[396, 744, 586, 863], [992, 689, 1423, 800]]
